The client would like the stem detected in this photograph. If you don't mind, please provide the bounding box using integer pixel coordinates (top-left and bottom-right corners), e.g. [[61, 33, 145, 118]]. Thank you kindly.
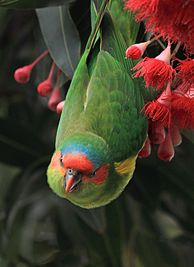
[[30, 50, 49, 68], [108, 0, 112, 7], [48, 62, 55, 81], [86, 0, 109, 51], [171, 41, 182, 59], [156, 39, 166, 50], [149, 34, 162, 43]]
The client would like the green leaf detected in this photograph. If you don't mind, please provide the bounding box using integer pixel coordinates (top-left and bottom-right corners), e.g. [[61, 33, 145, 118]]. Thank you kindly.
[[36, 5, 81, 79], [0, 0, 75, 9]]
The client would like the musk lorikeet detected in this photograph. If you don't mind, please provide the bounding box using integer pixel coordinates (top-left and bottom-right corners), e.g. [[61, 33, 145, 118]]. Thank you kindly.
[[47, 0, 147, 208]]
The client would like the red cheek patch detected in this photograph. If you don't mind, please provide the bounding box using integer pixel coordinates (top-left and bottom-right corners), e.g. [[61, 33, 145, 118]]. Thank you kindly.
[[62, 153, 93, 173], [83, 164, 109, 185]]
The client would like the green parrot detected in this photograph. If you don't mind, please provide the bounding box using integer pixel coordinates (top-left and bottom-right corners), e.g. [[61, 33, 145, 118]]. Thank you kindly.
[[47, 0, 147, 208]]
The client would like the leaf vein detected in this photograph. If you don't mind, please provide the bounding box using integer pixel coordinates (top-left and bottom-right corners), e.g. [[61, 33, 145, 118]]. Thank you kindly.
[[59, 6, 74, 73]]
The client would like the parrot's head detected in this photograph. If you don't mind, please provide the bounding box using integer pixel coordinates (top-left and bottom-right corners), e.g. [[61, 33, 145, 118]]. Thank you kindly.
[[47, 132, 136, 208]]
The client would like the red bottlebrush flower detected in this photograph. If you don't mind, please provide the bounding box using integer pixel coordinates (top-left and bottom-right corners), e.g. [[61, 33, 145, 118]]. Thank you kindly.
[[176, 59, 194, 84], [157, 131, 175, 161], [133, 45, 175, 90], [56, 101, 65, 114], [138, 137, 151, 158], [149, 122, 166, 144], [173, 81, 191, 96], [125, 0, 194, 53], [144, 82, 172, 127], [170, 124, 182, 146], [14, 50, 49, 84], [185, 87, 194, 98], [171, 1, 194, 52], [126, 41, 150, 60], [125, 0, 159, 22], [171, 87, 194, 128], [48, 87, 62, 112]]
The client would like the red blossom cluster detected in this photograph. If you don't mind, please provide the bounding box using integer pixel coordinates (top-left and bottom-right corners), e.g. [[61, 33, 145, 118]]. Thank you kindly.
[[125, 0, 194, 52], [125, 0, 194, 161], [14, 51, 64, 114]]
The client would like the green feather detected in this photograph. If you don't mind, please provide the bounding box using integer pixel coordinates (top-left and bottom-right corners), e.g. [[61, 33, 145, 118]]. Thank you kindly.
[[83, 50, 146, 161], [109, 0, 139, 45]]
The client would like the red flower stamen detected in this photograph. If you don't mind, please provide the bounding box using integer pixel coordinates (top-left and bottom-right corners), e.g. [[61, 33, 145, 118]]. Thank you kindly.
[[133, 45, 175, 90], [14, 50, 49, 84], [125, 0, 159, 22], [125, 0, 194, 53], [157, 131, 175, 161], [171, 86, 194, 128], [144, 82, 172, 127], [177, 58, 194, 83], [126, 41, 151, 60], [37, 62, 55, 97], [138, 137, 151, 158]]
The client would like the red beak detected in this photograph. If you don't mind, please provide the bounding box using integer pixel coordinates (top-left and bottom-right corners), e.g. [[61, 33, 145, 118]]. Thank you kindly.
[[64, 169, 82, 193], [65, 176, 76, 193]]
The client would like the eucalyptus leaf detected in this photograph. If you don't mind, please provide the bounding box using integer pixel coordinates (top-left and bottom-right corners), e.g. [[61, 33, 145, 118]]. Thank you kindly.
[[0, 0, 75, 9], [37, 5, 81, 79]]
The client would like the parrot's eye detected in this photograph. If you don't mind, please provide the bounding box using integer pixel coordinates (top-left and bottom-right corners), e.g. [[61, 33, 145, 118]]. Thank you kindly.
[[67, 168, 73, 175], [67, 168, 82, 177]]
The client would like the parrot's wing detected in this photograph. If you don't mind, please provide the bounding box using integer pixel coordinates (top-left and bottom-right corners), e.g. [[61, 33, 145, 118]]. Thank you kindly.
[[109, 0, 140, 46], [56, 7, 147, 154], [55, 51, 91, 148], [83, 50, 147, 162], [55, 2, 107, 148], [101, 11, 157, 103]]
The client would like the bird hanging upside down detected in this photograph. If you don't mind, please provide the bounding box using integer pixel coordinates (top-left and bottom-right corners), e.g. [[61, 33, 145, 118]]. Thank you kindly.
[[47, 1, 147, 208]]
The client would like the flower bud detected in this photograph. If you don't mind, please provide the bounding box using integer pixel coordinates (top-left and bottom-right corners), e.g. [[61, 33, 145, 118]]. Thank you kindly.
[[126, 41, 150, 60], [37, 80, 53, 97], [14, 65, 32, 84]]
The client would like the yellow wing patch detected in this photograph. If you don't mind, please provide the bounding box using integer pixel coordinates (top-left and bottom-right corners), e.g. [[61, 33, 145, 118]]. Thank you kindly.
[[114, 156, 137, 177]]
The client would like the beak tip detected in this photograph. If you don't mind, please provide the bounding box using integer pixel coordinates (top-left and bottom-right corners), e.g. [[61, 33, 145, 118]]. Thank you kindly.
[[65, 177, 75, 193]]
